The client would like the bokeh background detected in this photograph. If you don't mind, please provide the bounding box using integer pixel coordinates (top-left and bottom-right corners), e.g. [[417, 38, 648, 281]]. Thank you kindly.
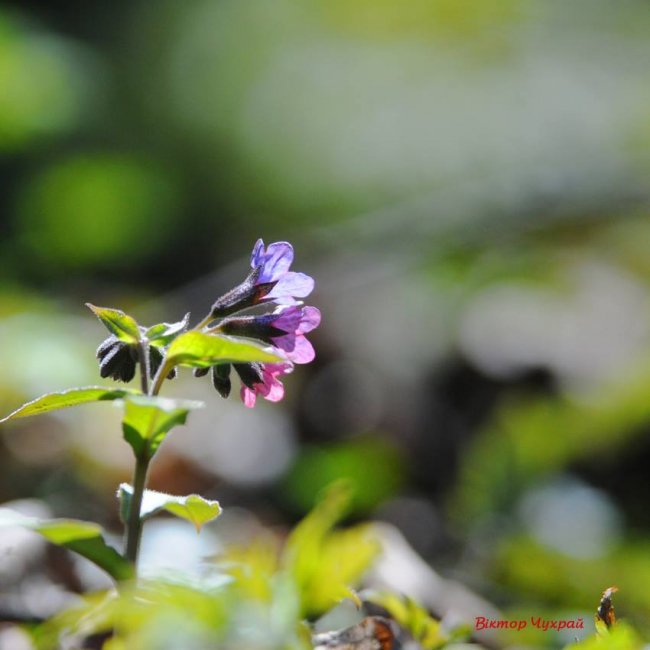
[[2, 0, 650, 646]]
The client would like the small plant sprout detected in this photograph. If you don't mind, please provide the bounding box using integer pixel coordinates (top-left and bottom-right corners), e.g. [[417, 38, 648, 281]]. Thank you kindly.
[[0, 239, 320, 576]]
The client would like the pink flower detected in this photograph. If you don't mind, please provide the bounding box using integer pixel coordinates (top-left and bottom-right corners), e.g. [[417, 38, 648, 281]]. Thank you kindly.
[[266, 305, 321, 363], [240, 362, 294, 408]]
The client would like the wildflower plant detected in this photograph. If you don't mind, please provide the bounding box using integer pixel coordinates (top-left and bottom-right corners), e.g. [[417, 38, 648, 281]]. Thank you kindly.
[[0, 239, 630, 650], [0, 239, 320, 575]]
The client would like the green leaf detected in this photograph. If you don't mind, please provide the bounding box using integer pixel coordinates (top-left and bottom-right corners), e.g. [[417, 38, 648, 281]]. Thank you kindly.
[[284, 482, 380, 617], [363, 592, 446, 649], [146, 313, 190, 347], [165, 331, 284, 369], [121, 394, 203, 458], [86, 303, 141, 344], [118, 484, 221, 532], [0, 386, 139, 423], [0, 508, 133, 581]]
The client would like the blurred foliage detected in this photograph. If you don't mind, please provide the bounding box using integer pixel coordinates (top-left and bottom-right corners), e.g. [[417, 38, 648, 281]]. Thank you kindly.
[[16, 154, 182, 271], [0, 12, 91, 152], [450, 366, 650, 527], [363, 591, 449, 648], [32, 484, 377, 649], [283, 438, 404, 515], [495, 536, 650, 631], [284, 482, 378, 618], [566, 622, 644, 650]]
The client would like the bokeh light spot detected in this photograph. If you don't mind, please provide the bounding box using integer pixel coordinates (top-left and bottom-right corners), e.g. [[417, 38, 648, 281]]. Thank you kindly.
[[0, 12, 92, 152], [17, 153, 181, 269]]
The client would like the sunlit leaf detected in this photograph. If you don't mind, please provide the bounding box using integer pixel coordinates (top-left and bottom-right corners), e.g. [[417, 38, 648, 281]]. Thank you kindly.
[[146, 313, 190, 347], [565, 622, 643, 649], [165, 331, 284, 369], [218, 535, 281, 602], [284, 482, 380, 617], [118, 484, 221, 531], [120, 394, 203, 458], [0, 508, 132, 581], [0, 386, 139, 423], [86, 303, 141, 344], [363, 592, 446, 649]]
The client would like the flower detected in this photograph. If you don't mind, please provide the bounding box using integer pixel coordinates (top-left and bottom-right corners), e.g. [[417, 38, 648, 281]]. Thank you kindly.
[[219, 304, 321, 364], [208, 304, 319, 407], [250, 239, 314, 305], [238, 362, 294, 408], [196, 238, 318, 408], [210, 239, 314, 318], [267, 304, 320, 363]]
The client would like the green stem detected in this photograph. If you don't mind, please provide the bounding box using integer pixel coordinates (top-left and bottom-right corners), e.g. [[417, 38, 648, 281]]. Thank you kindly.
[[124, 452, 150, 566], [150, 357, 173, 396], [193, 314, 214, 331], [137, 340, 150, 395]]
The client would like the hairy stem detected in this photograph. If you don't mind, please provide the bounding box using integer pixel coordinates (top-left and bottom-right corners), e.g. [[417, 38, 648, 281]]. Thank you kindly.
[[124, 452, 150, 566], [137, 340, 150, 395]]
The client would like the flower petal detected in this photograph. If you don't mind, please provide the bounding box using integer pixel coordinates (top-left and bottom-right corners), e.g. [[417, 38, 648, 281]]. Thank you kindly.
[[261, 375, 285, 402], [272, 332, 297, 355], [250, 239, 265, 268], [267, 272, 314, 300], [286, 335, 315, 364], [272, 305, 303, 333], [241, 385, 257, 408], [257, 242, 294, 283], [297, 306, 321, 334]]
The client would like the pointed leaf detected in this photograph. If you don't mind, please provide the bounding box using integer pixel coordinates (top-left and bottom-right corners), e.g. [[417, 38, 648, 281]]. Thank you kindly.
[[166, 331, 284, 369], [86, 303, 141, 344], [146, 313, 190, 347], [0, 386, 140, 423], [118, 484, 221, 531], [284, 482, 380, 617], [121, 395, 203, 458], [0, 508, 133, 581]]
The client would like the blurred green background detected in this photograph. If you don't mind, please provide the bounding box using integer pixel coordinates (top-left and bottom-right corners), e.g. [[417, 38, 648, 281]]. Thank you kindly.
[[2, 0, 650, 646]]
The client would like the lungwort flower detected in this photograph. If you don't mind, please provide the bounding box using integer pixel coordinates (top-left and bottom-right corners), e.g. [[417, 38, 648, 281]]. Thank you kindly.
[[210, 239, 314, 317], [239, 362, 294, 408], [211, 304, 320, 408], [218, 305, 321, 364], [201, 240, 319, 408]]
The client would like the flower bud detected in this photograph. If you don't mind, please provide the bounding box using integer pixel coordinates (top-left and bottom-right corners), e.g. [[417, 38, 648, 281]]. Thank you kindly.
[[211, 364, 232, 398], [97, 335, 137, 383], [210, 268, 277, 319]]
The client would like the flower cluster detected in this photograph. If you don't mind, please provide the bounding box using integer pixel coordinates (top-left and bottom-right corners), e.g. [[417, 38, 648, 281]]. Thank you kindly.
[[94, 239, 320, 409], [203, 239, 320, 407]]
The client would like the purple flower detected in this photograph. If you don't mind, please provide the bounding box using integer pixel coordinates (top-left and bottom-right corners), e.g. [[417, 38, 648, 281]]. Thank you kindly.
[[199, 238, 319, 408], [250, 240, 314, 305], [210, 239, 314, 318], [219, 304, 321, 364]]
